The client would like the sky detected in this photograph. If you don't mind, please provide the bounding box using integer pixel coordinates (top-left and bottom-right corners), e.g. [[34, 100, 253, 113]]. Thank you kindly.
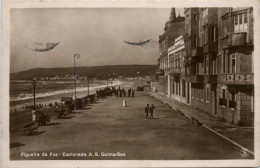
[[11, 8, 184, 73]]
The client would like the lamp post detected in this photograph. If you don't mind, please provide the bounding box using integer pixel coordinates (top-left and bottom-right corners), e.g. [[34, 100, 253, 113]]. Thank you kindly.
[[74, 54, 80, 100], [32, 79, 37, 109], [87, 77, 89, 96]]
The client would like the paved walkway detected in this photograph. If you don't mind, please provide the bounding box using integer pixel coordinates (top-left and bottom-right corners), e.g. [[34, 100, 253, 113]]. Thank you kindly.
[[10, 91, 251, 160], [148, 91, 254, 153]]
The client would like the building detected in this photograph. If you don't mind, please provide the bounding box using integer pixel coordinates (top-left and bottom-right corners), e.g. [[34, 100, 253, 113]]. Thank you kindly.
[[184, 8, 219, 116], [217, 7, 254, 126], [156, 7, 254, 126], [157, 8, 185, 95], [166, 35, 191, 104]]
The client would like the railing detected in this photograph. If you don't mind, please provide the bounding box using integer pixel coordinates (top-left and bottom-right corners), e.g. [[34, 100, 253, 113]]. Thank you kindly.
[[219, 98, 227, 107], [229, 100, 236, 109], [220, 73, 253, 85]]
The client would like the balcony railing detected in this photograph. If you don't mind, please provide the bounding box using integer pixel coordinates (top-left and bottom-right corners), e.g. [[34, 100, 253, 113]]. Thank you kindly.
[[228, 32, 247, 46], [219, 98, 227, 107], [189, 75, 204, 83], [191, 47, 203, 57], [220, 73, 254, 85], [229, 100, 236, 109]]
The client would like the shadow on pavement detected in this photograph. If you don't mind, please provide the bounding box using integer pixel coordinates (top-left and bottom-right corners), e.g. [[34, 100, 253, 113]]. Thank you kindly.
[[28, 131, 46, 136], [46, 122, 61, 126], [10, 142, 25, 148], [57, 116, 75, 119]]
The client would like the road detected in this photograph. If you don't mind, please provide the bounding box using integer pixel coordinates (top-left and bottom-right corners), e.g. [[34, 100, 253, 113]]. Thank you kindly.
[[10, 89, 245, 160]]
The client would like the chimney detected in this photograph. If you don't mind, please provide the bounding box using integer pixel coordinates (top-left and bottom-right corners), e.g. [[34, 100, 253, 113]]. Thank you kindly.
[[170, 8, 176, 20]]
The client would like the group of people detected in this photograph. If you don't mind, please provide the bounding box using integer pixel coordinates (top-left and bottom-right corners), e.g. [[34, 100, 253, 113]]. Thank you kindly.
[[145, 104, 155, 119], [114, 87, 135, 98]]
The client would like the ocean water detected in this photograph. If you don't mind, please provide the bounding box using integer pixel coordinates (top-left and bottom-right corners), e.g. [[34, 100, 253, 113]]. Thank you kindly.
[[10, 80, 123, 110]]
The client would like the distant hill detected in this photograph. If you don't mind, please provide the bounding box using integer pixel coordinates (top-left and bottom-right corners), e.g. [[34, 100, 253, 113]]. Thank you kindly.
[[10, 65, 157, 80]]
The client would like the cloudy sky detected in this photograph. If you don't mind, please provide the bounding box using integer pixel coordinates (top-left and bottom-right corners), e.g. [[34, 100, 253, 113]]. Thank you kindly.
[[11, 8, 184, 73]]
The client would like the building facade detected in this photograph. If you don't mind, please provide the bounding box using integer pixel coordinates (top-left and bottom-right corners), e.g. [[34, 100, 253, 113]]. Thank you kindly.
[[166, 36, 191, 104], [157, 8, 185, 95], [156, 7, 254, 126], [217, 7, 254, 126]]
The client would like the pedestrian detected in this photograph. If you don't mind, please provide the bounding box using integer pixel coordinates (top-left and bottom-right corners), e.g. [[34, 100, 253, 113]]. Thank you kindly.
[[150, 104, 155, 119], [132, 90, 135, 98], [128, 89, 131, 97], [145, 104, 149, 119]]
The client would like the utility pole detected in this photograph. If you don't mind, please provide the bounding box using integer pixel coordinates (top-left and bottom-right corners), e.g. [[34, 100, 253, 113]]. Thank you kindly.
[[87, 77, 89, 95], [74, 54, 80, 100]]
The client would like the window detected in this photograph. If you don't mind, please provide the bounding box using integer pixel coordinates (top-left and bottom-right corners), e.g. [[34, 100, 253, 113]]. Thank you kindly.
[[172, 81, 175, 94], [203, 27, 208, 44], [193, 13, 197, 21], [206, 85, 210, 102], [182, 80, 186, 97], [213, 58, 217, 74], [222, 88, 226, 99], [231, 54, 236, 73], [192, 87, 194, 99], [192, 35, 198, 47], [222, 18, 227, 37], [201, 85, 204, 101], [229, 89, 236, 109], [230, 91, 236, 102], [206, 55, 209, 74], [212, 26, 216, 42], [220, 87, 227, 107], [234, 13, 248, 33], [202, 32, 204, 44]]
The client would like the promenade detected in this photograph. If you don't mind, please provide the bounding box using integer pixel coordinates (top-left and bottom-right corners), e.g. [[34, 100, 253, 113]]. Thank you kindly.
[[10, 88, 249, 160], [148, 92, 254, 153]]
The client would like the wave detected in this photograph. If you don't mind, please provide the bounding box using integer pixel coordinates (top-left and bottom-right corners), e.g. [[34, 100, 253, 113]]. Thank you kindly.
[[10, 81, 123, 102]]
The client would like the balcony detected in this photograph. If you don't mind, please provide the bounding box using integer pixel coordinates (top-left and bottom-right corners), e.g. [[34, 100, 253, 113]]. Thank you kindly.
[[204, 75, 218, 84], [229, 100, 236, 109], [220, 73, 254, 85], [219, 98, 227, 107], [228, 32, 247, 46], [156, 69, 164, 76], [189, 75, 204, 83], [191, 47, 203, 58]]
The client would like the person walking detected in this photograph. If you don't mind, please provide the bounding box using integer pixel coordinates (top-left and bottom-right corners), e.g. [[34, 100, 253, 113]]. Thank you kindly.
[[128, 89, 131, 97], [145, 104, 149, 119], [132, 90, 135, 98], [149, 104, 155, 119]]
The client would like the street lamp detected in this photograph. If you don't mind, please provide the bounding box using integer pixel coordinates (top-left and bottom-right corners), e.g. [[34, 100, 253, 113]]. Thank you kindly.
[[74, 54, 80, 100], [32, 79, 37, 109], [87, 77, 89, 96]]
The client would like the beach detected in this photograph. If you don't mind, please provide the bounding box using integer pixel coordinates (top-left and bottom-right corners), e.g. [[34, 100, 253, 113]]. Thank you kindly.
[[10, 80, 124, 111]]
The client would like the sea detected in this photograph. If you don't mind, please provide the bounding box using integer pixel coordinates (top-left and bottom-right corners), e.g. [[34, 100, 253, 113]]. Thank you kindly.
[[10, 80, 123, 111]]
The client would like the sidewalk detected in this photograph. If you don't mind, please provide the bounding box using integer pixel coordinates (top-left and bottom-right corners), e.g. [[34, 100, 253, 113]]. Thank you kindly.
[[147, 91, 254, 154]]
